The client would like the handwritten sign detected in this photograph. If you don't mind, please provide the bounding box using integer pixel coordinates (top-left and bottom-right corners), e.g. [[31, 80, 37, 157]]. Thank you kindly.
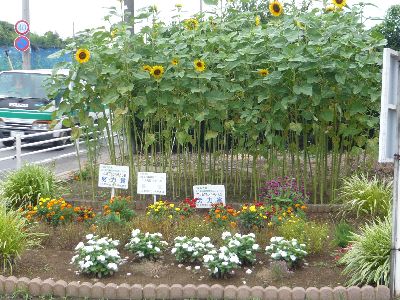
[[98, 164, 129, 189], [137, 172, 166, 195], [193, 185, 225, 208]]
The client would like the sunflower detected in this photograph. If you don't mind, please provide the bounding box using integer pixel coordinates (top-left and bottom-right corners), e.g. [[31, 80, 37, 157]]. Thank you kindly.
[[269, 1, 283, 17], [150, 65, 164, 79], [171, 58, 179, 66], [142, 65, 152, 72], [258, 69, 269, 77], [332, 0, 346, 8], [75, 49, 90, 64], [184, 18, 199, 30], [255, 15, 261, 26], [194, 59, 206, 72]]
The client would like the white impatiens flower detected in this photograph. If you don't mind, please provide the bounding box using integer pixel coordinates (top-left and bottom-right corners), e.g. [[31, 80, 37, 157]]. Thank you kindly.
[[252, 244, 259, 250], [171, 248, 177, 254], [137, 251, 144, 257], [75, 242, 84, 250], [131, 229, 141, 237], [280, 251, 287, 257], [97, 255, 106, 262], [246, 250, 251, 255], [222, 232, 232, 240], [84, 246, 94, 253], [195, 266, 201, 270], [86, 234, 94, 240], [201, 237, 211, 243], [290, 255, 297, 261], [107, 262, 118, 271], [155, 247, 161, 253], [246, 269, 252, 275]]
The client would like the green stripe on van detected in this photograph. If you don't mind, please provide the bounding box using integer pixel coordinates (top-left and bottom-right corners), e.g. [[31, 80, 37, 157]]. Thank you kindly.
[[0, 109, 53, 120]]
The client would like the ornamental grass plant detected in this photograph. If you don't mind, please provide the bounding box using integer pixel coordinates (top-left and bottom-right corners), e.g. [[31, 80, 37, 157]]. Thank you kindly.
[[0, 204, 43, 273], [338, 174, 392, 219], [339, 217, 391, 286], [1, 164, 60, 207]]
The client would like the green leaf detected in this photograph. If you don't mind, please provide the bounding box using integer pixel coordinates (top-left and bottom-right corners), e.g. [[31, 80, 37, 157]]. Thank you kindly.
[[289, 122, 303, 134], [203, 0, 218, 5], [205, 131, 218, 140], [320, 110, 334, 122], [293, 85, 313, 96], [335, 73, 346, 84]]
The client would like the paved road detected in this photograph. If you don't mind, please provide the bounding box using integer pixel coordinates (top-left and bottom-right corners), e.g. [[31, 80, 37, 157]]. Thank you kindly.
[[0, 141, 93, 178]]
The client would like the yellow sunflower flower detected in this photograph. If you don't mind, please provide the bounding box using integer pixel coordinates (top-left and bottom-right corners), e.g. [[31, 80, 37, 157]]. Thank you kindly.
[[255, 15, 261, 26], [150, 65, 164, 79], [332, 0, 346, 8], [269, 1, 283, 17], [258, 69, 269, 77], [142, 65, 152, 72], [171, 58, 179, 66], [325, 4, 336, 12], [75, 49, 90, 64], [184, 18, 199, 30], [194, 59, 206, 72]]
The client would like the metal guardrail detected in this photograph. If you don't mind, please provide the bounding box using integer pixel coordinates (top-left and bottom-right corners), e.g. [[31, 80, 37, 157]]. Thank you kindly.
[[0, 127, 89, 169]]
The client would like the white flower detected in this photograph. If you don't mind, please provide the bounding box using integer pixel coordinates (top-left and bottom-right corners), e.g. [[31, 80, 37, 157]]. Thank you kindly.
[[221, 232, 231, 240], [290, 255, 297, 261], [86, 234, 94, 240], [105, 249, 120, 258], [201, 237, 211, 243], [107, 262, 118, 271], [271, 253, 279, 259], [229, 254, 240, 264], [138, 251, 144, 257], [75, 242, 84, 250], [192, 237, 200, 242], [131, 229, 140, 237], [213, 267, 219, 274], [85, 255, 91, 261], [132, 237, 140, 244], [248, 233, 255, 238], [280, 251, 287, 257], [220, 246, 228, 252], [147, 243, 153, 249], [187, 246, 194, 252], [246, 269, 252, 275], [206, 243, 214, 248], [193, 251, 199, 256], [252, 244, 259, 250], [112, 240, 119, 246], [83, 261, 93, 268], [185, 266, 192, 270], [155, 247, 161, 253], [171, 248, 177, 254], [222, 262, 228, 266], [71, 255, 78, 263], [246, 250, 251, 255], [97, 255, 106, 262], [195, 266, 201, 270], [182, 243, 189, 249], [203, 255, 214, 262], [265, 245, 272, 251], [84, 246, 94, 253]]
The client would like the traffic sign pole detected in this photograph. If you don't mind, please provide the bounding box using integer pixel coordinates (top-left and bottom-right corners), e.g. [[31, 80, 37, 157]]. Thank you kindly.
[[22, 0, 31, 70]]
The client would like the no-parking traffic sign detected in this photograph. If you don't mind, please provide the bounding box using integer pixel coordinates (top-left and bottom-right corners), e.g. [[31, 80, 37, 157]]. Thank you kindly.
[[14, 36, 30, 52]]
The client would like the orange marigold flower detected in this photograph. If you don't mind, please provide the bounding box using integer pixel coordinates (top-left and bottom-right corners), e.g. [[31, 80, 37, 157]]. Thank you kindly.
[[60, 216, 65, 220]]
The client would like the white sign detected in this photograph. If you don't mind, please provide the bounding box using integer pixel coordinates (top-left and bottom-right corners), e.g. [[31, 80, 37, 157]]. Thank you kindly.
[[379, 48, 400, 162], [98, 164, 129, 189], [193, 185, 225, 208], [137, 172, 166, 195], [15, 19, 30, 35]]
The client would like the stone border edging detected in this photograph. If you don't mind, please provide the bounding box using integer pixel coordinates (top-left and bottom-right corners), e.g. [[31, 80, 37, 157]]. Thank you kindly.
[[0, 275, 390, 300]]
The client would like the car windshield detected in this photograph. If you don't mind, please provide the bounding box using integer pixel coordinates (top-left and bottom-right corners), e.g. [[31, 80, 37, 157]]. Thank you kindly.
[[0, 72, 49, 99]]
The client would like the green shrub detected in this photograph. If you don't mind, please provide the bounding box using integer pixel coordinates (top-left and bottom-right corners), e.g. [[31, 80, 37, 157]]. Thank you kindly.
[[276, 217, 329, 254], [338, 174, 392, 218], [333, 221, 354, 248], [339, 217, 391, 286], [1, 164, 60, 207], [0, 204, 43, 272]]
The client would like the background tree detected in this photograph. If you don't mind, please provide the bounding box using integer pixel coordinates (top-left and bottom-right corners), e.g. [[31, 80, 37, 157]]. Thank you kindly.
[[378, 4, 400, 51]]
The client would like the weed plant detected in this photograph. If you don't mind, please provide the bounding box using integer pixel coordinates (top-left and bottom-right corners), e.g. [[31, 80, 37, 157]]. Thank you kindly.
[[333, 221, 354, 248]]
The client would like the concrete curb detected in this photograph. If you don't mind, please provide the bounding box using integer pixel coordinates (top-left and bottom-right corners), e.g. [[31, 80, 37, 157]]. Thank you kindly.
[[0, 276, 390, 299]]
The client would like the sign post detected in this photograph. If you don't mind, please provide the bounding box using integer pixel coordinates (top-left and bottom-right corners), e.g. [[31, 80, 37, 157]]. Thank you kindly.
[[193, 185, 226, 208], [379, 48, 400, 298], [137, 172, 166, 202], [98, 164, 130, 199]]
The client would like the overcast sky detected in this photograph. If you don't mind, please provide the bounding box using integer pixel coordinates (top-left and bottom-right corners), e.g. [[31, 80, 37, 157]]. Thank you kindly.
[[0, 0, 398, 38]]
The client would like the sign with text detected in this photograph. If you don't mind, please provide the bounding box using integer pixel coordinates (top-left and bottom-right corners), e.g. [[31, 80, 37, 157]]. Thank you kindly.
[[98, 164, 129, 189], [193, 185, 225, 208], [137, 172, 166, 195], [15, 19, 30, 35]]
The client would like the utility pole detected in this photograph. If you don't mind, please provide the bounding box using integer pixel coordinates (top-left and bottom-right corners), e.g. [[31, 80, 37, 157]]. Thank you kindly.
[[124, 0, 135, 34], [200, 0, 203, 14], [22, 0, 31, 70]]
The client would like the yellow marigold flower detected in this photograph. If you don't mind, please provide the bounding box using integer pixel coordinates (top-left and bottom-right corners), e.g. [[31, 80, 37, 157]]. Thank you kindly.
[[175, 208, 181, 211], [169, 203, 175, 208], [150, 65, 164, 79], [75, 48, 90, 64], [142, 65, 152, 72], [168, 215, 173, 219], [258, 69, 269, 77], [278, 216, 282, 221], [332, 0, 346, 9], [194, 59, 206, 72], [184, 18, 199, 30], [255, 15, 261, 26], [269, 1, 283, 17], [171, 58, 179, 66], [268, 222, 273, 226], [249, 205, 256, 212]]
